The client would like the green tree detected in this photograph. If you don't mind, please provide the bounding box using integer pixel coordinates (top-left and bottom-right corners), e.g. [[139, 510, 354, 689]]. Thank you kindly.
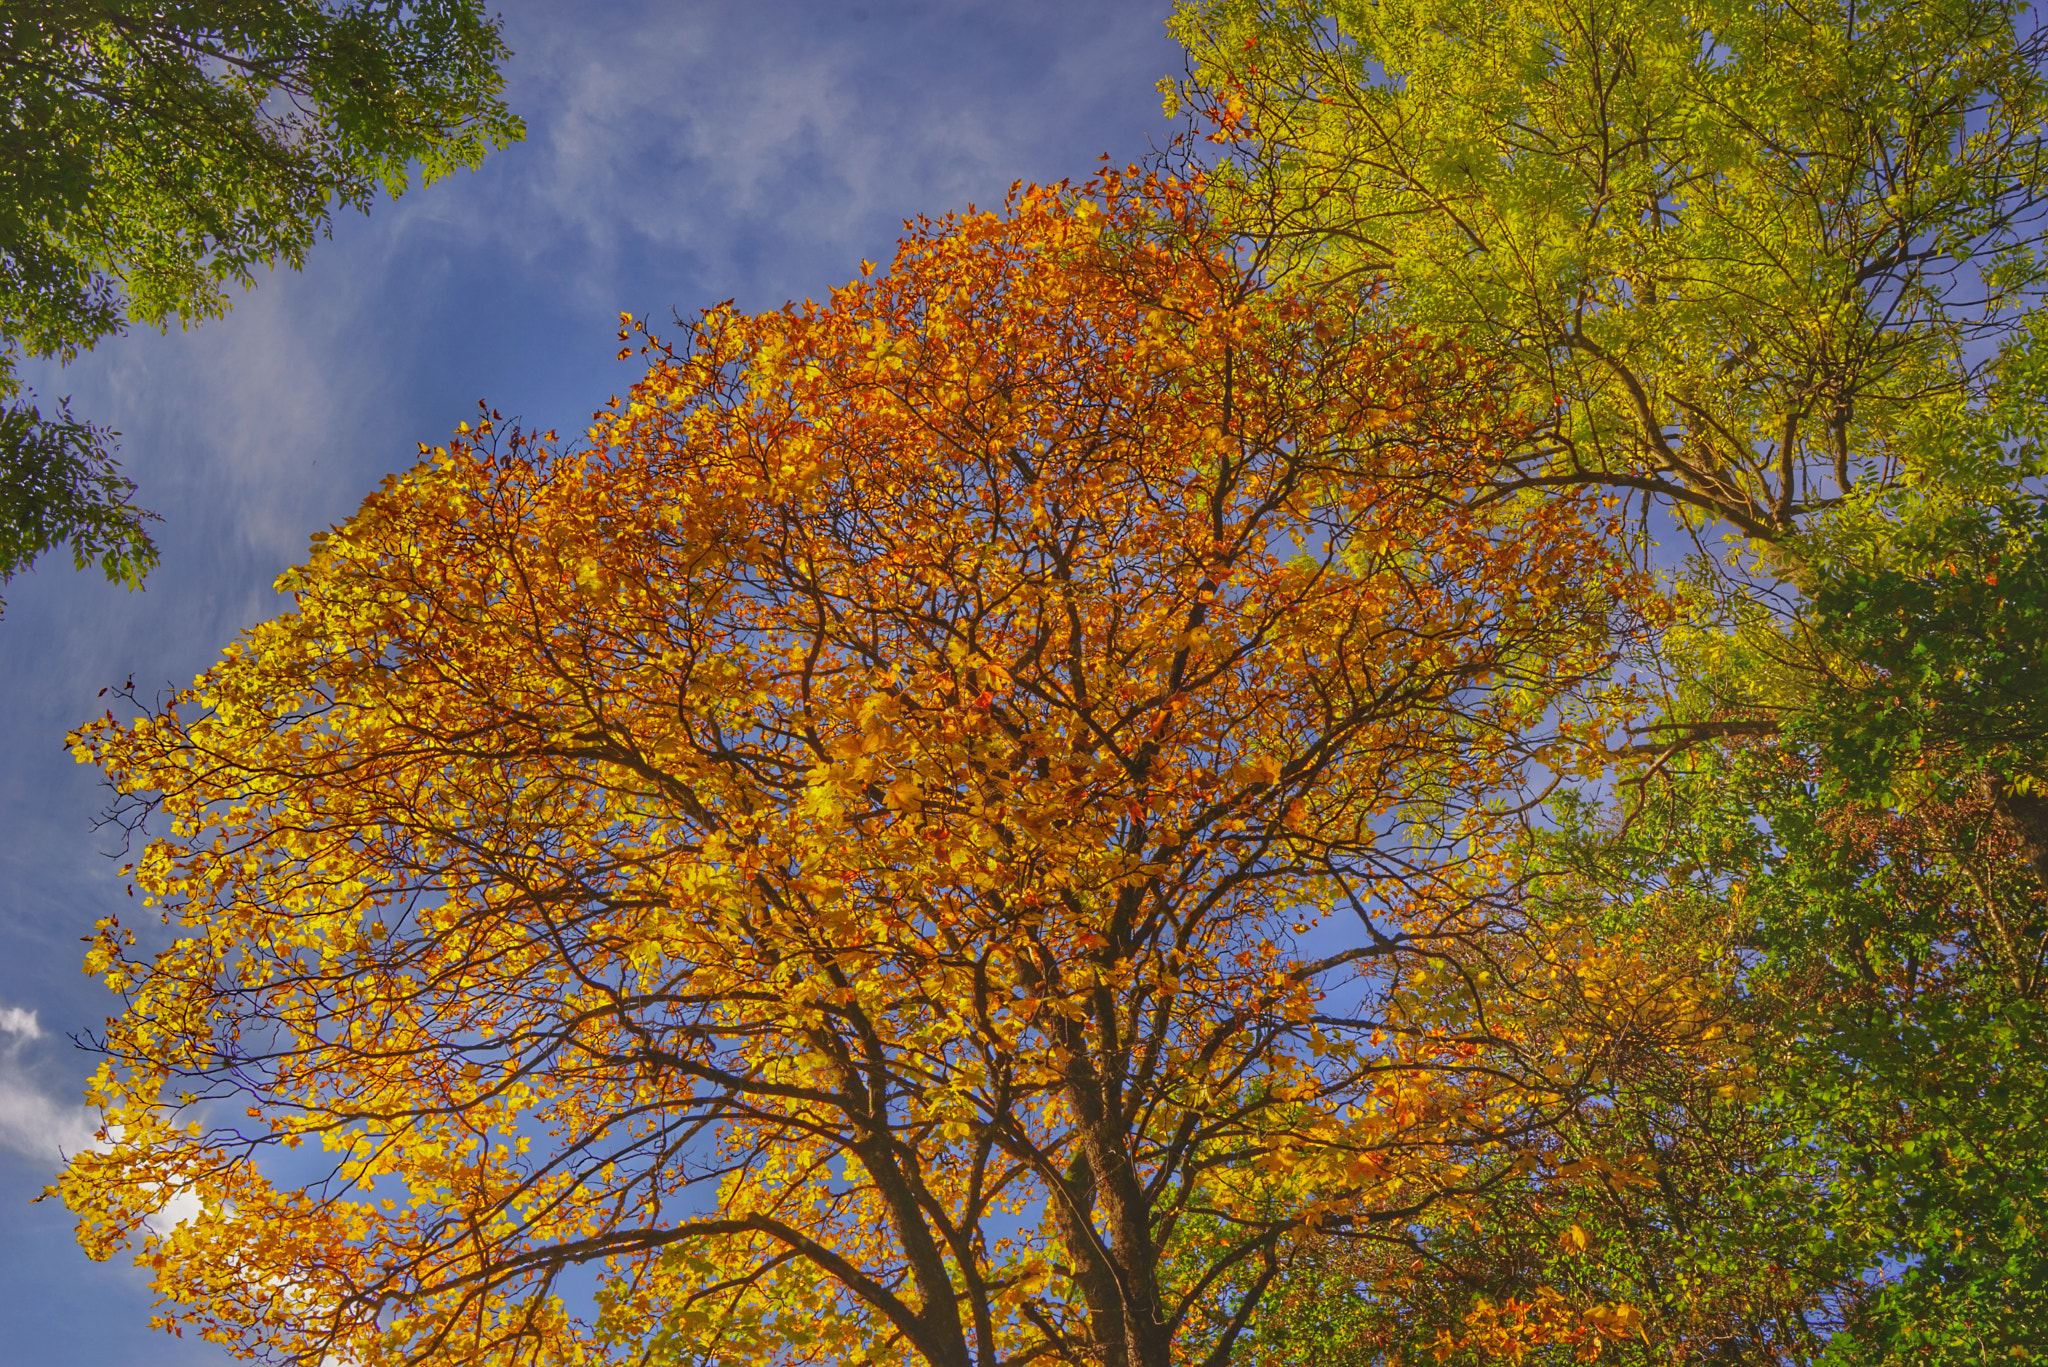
[[1188, 739, 2048, 1365], [0, 0, 523, 604], [1562, 743, 2048, 1365], [1169, 1, 2048, 1357], [1804, 494, 2048, 880], [1171, 0, 2048, 542]]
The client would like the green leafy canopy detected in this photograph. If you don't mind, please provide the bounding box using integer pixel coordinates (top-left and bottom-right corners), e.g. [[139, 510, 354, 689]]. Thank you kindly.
[[0, 0, 524, 602]]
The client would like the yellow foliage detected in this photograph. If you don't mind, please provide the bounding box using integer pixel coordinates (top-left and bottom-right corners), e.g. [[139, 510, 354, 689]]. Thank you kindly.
[[60, 170, 1650, 1367]]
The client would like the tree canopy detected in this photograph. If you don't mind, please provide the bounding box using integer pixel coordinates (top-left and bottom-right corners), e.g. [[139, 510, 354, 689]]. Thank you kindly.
[[0, 0, 523, 604], [52, 172, 1706, 1367], [1172, 0, 2048, 541], [1170, 1, 2048, 1359], [46, 1, 2048, 1362]]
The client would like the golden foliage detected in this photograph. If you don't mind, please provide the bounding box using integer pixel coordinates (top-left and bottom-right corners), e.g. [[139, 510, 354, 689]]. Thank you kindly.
[[61, 171, 1654, 1367]]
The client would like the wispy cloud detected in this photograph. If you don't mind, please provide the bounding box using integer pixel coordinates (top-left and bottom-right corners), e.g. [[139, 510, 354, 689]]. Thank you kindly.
[[406, 0, 1183, 309], [0, 1003, 97, 1165]]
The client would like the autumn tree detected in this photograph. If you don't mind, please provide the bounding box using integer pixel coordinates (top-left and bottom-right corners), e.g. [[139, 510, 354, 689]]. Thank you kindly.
[[57, 173, 1673, 1367], [0, 0, 524, 604], [1146, 860, 1824, 1367]]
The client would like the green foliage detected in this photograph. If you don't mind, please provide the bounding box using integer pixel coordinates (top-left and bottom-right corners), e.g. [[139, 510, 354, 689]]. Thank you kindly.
[[0, 0, 523, 596], [1540, 750, 2048, 1365], [0, 399, 155, 605], [1734, 751, 2048, 1365], [1173, 0, 2048, 539], [1803, 497, 2048, 804], [1166, 0, 2048, 1356]]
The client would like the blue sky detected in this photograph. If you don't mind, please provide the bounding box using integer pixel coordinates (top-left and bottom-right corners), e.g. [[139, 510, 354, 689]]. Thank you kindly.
[[0, 3, 1183, 1359]]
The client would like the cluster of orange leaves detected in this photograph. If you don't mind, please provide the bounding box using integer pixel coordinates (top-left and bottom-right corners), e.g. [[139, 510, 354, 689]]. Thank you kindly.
[[58, 169, 1670, 1367], [1440, 1288, 1647, 1365]]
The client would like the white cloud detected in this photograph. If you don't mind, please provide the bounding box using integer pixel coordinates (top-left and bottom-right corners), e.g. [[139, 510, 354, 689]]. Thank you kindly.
[[0, 1002, 97, 1164], [0, 1069, 98, 1165], [144, 1184, 203, 1237], [0, 1005, 41, 1041]]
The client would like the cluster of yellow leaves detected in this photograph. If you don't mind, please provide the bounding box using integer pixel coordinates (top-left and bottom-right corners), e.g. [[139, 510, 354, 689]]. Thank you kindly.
[[59, 169, 1657, 1367], [1437, 1288, 1647, 1365]]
